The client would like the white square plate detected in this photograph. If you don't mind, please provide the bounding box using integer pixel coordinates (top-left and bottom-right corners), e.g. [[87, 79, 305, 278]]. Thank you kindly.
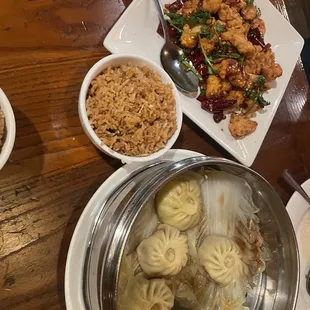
[[104, 0, 304, 166]]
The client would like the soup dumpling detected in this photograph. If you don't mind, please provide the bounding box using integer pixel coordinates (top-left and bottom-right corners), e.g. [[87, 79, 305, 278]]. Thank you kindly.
[[118, 274, 174, 310], [156, 172, 202, 231], [198, 235, 244, 286], [137, 224, 188, 277]]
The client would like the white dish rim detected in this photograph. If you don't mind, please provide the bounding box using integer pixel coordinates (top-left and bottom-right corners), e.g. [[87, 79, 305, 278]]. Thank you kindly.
[[64, 149, 203, 310], [0, 88, 16, 171], [286, 178, 310, 310]]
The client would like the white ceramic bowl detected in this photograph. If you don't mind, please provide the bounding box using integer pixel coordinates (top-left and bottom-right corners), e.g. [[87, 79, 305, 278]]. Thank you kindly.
[[0, 88, 16, 170], [78, 54, 182, 164]]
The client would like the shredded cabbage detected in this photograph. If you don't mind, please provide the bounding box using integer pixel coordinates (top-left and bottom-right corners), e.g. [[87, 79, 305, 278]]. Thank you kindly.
[[201, 171, 260, 238]]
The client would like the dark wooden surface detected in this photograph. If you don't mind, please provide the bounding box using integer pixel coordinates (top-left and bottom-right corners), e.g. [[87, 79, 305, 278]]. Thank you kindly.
[[284, 0, 310, 37], [0, 0, 309, 309]]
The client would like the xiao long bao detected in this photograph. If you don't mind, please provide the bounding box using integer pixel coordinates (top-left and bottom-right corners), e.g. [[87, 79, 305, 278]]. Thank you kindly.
[[117, 168, 269, 310]]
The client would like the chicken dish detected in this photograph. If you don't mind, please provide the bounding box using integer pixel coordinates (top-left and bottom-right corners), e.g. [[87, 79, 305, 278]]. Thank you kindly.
[[157, 0, 283, 139]]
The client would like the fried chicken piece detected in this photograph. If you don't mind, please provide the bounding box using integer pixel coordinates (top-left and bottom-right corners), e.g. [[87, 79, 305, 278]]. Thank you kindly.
[[261, 63, 283, 82], [200, 36, 218, 55], [219, 3, 249, 33], [229, 113, 258, 138], [228, 71, 249, 89], [215, 19, 226, 28], [205, 75, 231, 98], [256, 49, 283, 82], [245, 45, 280, 83], [216, 59, 248, 88], [182, 0, 200, 16], [221, 30, 255, 57], [244, 46, 263, 75], [229, 20, 251, 36], [202, 0, 222, 13], [226, 17, 244, 30], [216, 58, 235, 79], [226, 90, 245, 110], [245, 59, 262, 76], [242, 99, 261, 118], [218, 3, 239, 22], [245, 73, 263, 89], [223, 0, 247, 10], [232, 0, 247, 10], [241, 4, 257, 21], [252, 18, 266, 36], [180, 24, 200, 49], [256, 48, 275, 67]]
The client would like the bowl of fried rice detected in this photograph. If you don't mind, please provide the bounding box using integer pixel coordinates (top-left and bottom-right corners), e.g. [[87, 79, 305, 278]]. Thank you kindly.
[[79, 54, 182, 163], [0, 88, 16, 170]]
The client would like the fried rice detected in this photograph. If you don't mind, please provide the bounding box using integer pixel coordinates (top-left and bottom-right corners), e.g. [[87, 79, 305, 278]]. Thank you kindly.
[[86, 64, 177, 156]]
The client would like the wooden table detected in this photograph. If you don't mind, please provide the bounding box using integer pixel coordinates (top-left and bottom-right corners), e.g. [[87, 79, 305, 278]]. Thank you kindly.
[[0, 0, 308, 309]]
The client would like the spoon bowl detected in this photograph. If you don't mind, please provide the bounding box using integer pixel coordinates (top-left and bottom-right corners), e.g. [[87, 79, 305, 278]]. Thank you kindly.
[[154, 0, 199, 94], [160, 40, 200, 93]]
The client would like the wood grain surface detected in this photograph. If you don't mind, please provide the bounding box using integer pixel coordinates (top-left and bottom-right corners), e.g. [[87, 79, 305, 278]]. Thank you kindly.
[[284, 0, 310, 37], [0, 0, 309, 309]]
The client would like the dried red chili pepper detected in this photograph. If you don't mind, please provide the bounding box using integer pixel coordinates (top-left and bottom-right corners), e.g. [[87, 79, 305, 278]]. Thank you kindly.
[[247, 27, 265, 48], [165, 0, 184, 13]]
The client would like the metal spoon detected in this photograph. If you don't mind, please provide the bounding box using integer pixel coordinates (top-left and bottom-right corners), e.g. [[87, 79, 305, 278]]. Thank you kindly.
[[307, 269, 310, 296], [283, 169, 310, 296], [283, 169, 310, 205], [153, 0, 199, 94]]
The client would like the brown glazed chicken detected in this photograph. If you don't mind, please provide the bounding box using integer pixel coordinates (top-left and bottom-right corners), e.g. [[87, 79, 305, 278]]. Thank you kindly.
[[162, 0, 283, 138]]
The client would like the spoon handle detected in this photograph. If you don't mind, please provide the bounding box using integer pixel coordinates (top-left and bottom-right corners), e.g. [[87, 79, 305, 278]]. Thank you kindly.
[[283, 169, 310, 206], [307, 268, 310, 296], [153, 0, 169, 40]]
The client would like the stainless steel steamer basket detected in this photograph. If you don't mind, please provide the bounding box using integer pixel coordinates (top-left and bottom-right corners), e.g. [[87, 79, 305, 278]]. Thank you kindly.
[[82, 157, 299, 310]]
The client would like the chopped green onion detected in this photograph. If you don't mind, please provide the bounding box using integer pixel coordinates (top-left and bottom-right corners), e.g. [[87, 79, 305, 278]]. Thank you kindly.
[[200, 25, 208, 34], [199, 35, 217, 75], [206, 32, 214, 39], [215, 24, 225, 33], [167, 19, 183, 33], [256, 75, 266, 87], [182, 59, 203, 80], [244, 89, 270, 108], [165, 12, 187, 29]]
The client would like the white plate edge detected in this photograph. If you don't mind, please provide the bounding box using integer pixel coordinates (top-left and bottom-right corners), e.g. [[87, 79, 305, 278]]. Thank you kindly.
[[64, 149, 203, 310], [286, 178, 310, 309]]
